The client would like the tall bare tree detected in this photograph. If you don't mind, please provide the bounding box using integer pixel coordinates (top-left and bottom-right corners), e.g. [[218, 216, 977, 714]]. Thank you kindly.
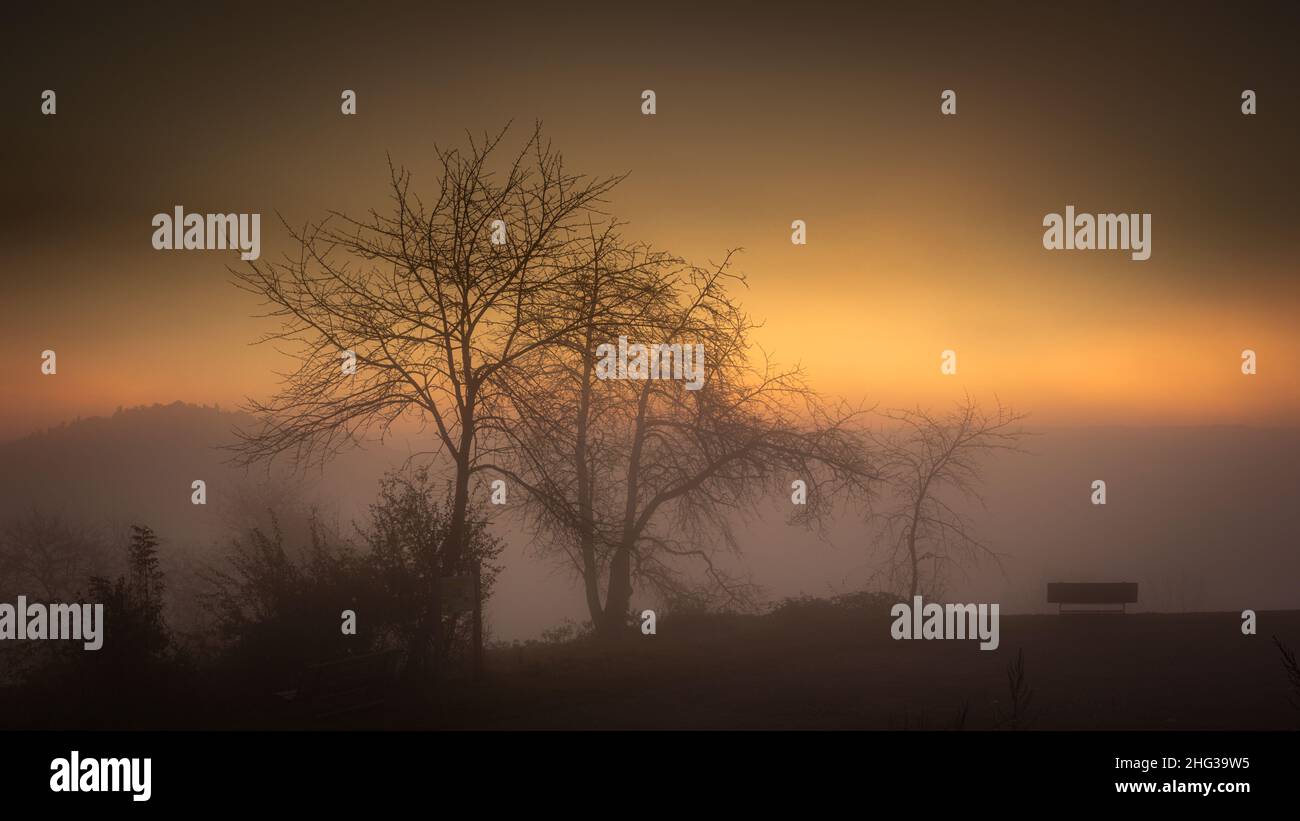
[[870, 395, 1028, 599], [492, 246, 876, 638], [229, 124, 622, 666]]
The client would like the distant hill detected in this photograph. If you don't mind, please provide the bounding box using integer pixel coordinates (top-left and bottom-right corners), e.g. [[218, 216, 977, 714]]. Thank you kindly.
[[0, 402, 406, 542]]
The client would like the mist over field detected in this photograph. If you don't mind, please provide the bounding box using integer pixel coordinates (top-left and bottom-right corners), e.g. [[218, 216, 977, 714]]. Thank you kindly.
[[3, 403, 1295, 642]]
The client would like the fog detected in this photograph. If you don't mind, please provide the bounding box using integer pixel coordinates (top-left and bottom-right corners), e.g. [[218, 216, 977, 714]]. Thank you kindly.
[[2, 404, 1294, 642]]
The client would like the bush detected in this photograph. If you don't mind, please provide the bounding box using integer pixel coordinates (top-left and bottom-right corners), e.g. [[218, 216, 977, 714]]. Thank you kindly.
[[201, 467, 504, 687]]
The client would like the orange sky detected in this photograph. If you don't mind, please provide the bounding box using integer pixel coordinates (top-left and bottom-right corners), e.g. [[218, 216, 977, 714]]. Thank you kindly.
[[3, 3, 1297, 439]]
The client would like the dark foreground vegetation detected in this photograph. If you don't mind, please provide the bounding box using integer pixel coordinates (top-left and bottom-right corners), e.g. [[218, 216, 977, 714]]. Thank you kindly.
[[4, 584, 1297, 731]]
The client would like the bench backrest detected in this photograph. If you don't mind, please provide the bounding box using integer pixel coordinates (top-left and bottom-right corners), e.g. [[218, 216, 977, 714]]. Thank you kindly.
[[1046, 582, 1138, 604]]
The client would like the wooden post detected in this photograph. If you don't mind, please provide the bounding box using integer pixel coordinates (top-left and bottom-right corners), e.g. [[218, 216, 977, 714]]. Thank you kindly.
[[472, 562, 483, 684]]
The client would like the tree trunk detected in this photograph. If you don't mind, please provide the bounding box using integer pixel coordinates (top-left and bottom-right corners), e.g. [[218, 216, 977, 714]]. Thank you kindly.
[[599, 542, 633, 640], [431, 394, 475, 680], [574, 348, 604, 626], [599, 385, 652, 643], [907, 520, 920, 600]]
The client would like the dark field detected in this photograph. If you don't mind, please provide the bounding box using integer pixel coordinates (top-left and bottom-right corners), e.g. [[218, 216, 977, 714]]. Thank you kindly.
[[436, 610, 1300, 731], [4, 602, 1297, 734]]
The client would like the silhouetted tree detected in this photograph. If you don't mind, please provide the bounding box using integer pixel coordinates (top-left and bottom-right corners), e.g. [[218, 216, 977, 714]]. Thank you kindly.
[[0, 509, 109, 600], [870, 396, 1027, 599], [88, 524, 170, 661], [360, 467, 503, 674], [126, 525, 164, 625], [229, 123, 622, 665], [492, 246, 875, 639], [19, 523, 193, 728]]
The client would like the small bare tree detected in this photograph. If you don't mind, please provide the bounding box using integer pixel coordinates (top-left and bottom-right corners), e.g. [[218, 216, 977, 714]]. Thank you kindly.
[[0, 509, 109, 600], [870, 395, 1027, 599]]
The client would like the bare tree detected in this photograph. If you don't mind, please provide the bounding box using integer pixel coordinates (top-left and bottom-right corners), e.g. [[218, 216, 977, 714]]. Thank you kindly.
[[491, 246, 875, 639], [870, 395, 1027, 599], [229, 123, 622, 668], [0, 509, 109, 600]]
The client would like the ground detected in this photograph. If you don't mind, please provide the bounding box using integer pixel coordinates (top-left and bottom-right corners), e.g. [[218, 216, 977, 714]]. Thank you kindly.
[[420, 607, 1300, 730], [6, 604, 1296, 731]]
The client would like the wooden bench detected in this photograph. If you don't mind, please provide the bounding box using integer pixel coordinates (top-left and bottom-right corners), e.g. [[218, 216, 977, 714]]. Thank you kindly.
[[1047, 582, 1138, 614], [275, 649, 400, 719]]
